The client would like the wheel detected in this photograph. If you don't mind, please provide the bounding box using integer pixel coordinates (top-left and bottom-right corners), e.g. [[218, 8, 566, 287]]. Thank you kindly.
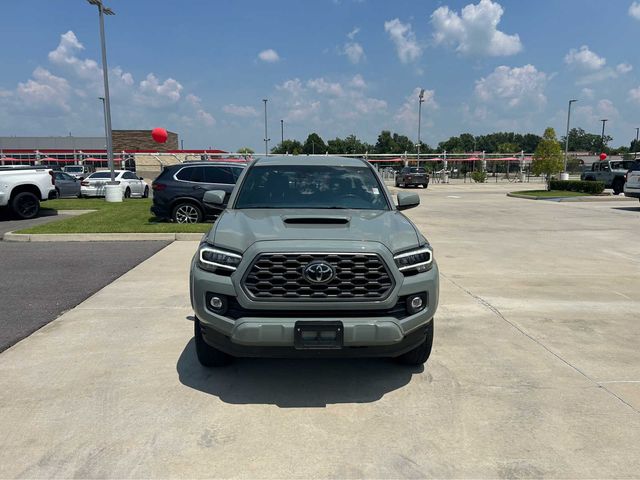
[[142, 186, 149, 198], [395, 178, 400, 187], [172, 202, 203, 223], [54, 188, 61, 199], [612, 178, 624, 195], [10, 191, 40, 220], [194, 318, 233, 367], [395, 321, 433, 366], [124, 187, 131, 199]]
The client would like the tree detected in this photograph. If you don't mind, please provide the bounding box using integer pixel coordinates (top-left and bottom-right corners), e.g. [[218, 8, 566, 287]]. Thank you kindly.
[[560, 128, 612, 153], [302, 133, 326, 154], [532, 127, 564, 189], [375, 130, 396, 154], [497, 142, 520, 154], [271, 140, 303, 155], [237, 147, 254, 154]]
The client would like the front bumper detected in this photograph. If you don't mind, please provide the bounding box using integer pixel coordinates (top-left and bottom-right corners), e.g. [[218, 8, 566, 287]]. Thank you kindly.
[[623, 185, 640, 198], [190, 241, 439, 356]]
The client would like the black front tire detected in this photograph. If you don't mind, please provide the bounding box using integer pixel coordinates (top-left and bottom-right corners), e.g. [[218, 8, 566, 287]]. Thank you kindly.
[[142, 186, 149, 198], [172, 202, 203, 223], [612, 178, 624, 195], [11, 191, 40, 220], [194, 319, 233, 367], [124, 187, 131, 199], [395, 321, 433, 366]]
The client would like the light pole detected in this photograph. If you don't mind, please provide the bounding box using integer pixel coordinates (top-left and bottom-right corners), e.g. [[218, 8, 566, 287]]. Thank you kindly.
[[417, 88, 425, 166], [600, 119, 608, 152], [280, 119, 284, 146], [563, 99, 577, 174], [98, 96, 108, 154], [263, 99, 270, 156], [87, 0, 116, 189], [635, 127, 639, 160]]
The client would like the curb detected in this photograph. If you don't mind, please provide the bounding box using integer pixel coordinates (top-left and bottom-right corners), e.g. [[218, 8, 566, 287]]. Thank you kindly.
[[3, 232, 205, 242], [506, 193, 636, 202]]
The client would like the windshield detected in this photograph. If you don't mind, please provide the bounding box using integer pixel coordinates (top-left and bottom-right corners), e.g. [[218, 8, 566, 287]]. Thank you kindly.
[[234, 164, 389, 210], [610, 161, 637, 170]]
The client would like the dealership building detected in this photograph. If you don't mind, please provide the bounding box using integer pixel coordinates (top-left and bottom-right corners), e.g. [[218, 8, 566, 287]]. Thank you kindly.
[[0, 130, 229, 177]]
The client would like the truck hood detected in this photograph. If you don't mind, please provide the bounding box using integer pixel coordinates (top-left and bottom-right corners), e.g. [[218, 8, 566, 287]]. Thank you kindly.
[[207, 209, 421, 254]]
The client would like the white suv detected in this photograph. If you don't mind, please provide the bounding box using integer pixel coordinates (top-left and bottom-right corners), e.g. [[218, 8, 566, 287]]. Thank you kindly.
[[623, 161, 640, 202]]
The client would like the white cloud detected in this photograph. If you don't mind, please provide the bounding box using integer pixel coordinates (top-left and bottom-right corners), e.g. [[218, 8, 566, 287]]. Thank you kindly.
[[343, 42, 365, 64], [574, 99, 619, 125], [575, 68, 618, 85], [630, 1, 640, 20], [347, 27, 360, 40], [395, 87, 437, 129], [564, 45, 606, 70], [384, 18, 422, 63], [616, 63, 633, 74], [258, 49, 280, 63], [350, 74, 366, 89], [581, 87, 594, 99], [475, 64, 547, 109], [48, 30, 101, 80], [307, 78, 345, 96], [222, 104, 260, 117], [629, 86, 640, 104], [15, 67, 71, 113], [431, 0, 522, 56], [136, 73, 183, 107], [277, 78, 304, 96]]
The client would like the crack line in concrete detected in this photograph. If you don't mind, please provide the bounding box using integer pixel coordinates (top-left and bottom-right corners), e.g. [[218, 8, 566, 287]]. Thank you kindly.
[[441, 272, 639, 414]]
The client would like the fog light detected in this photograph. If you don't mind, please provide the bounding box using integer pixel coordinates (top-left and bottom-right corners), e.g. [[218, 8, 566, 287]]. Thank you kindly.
[[206, 292, 228, 314], [407, 293, 427, 315], [210, 296, 223, 310], [411, 296, 423, 310]]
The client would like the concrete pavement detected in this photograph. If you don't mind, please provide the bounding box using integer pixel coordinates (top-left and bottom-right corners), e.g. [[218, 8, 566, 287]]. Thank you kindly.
[[0, 183, 639, 478]]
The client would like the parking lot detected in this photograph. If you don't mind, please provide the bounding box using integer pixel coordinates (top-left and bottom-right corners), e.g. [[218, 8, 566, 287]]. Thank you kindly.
[[0, 183, 639, 478]]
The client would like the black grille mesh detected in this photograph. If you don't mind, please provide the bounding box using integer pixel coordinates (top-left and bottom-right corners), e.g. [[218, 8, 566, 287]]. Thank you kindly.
[[243, 253, 394, 301]]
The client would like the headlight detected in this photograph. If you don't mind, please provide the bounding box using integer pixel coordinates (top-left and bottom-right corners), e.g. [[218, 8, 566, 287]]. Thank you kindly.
[[198, 244, 242, 274], [394, 246, 433, 275]]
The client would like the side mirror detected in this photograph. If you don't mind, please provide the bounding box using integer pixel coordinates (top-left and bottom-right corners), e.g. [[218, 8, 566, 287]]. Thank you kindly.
[[397, 192, 420, 211], [139, 176, 144, 180], [203, 190, 226, 206]]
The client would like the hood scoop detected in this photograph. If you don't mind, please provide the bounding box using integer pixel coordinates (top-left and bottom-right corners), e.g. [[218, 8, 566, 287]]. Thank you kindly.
[[282, 215, 350, 225]]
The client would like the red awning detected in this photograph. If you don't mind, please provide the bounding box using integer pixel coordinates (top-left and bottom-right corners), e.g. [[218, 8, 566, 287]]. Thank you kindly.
[[1, 157, 22, 162], [369, 157, 404, 163]]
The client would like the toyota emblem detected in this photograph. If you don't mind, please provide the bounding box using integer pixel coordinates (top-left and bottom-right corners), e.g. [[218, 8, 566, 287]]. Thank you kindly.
[[303, 261, 336, 284]]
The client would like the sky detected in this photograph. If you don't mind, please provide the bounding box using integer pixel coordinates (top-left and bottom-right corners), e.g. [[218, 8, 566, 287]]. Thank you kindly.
[[1, 0, 639, 152]]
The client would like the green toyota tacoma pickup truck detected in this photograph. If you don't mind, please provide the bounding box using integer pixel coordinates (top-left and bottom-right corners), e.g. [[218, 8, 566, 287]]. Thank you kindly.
[[189, 156, 439, 366]]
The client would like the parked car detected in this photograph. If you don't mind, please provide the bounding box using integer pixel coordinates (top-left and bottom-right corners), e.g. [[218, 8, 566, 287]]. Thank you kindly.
[[189, 156, 439, 367], [52, 171, 81, 198], [81, 170, 149, 198], [151, 162, 245, 223], [0, 165, 56, 219], [623, 160, 640, 202], [395, 167, 429, 188], [580, 160, 637, 195], [62, 165, 93, 179]]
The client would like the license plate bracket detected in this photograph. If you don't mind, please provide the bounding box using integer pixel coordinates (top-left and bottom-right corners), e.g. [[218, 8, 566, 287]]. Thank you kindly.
[[294, 321, 344, 350]]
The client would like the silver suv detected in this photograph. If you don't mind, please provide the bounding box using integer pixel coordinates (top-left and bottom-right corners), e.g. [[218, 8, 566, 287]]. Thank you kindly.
[[189, 156, 439, 366]]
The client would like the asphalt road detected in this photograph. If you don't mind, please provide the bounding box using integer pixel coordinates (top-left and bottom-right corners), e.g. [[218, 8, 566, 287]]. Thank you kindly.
[[0, 209, 68, 237], [0, 241, 170, 352]]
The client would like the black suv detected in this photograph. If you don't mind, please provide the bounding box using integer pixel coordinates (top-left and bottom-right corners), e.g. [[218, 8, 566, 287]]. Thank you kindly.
[[395, 167, 429, 188], [151, 162, 245, 223]]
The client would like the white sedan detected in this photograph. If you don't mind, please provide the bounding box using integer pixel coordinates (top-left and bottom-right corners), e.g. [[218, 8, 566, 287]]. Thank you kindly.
[[80, 170, 149, 198]]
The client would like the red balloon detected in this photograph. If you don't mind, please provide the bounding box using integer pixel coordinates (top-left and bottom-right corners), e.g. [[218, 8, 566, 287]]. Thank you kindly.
[[599, 152, 607, 161], [151, 127, 168, 143]]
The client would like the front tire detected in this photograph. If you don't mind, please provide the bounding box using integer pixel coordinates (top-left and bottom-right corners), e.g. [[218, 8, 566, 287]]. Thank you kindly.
[[11, 191, 40, 220], [172, 202, 203, 223], [124, 187, 131, 199], [142, 186, 149, 198], [194, 318, 233, 367], [612, 178, 624, 195], [395, 321, 433, 366]]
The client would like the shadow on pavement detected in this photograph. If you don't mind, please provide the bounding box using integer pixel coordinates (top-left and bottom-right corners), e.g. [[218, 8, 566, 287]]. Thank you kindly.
[[176, 338, 422, 408], [612, 206, 640, 212]]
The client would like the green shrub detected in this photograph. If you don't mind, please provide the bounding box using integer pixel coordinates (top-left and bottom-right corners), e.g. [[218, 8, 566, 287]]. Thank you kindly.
[[548, 180, 605, 194], [471, 171, 487, 183]]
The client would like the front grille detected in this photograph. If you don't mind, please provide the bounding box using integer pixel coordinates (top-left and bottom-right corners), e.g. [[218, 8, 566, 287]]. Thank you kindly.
[[225, 295, 409, 319], [242, 253, 394, 301]]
